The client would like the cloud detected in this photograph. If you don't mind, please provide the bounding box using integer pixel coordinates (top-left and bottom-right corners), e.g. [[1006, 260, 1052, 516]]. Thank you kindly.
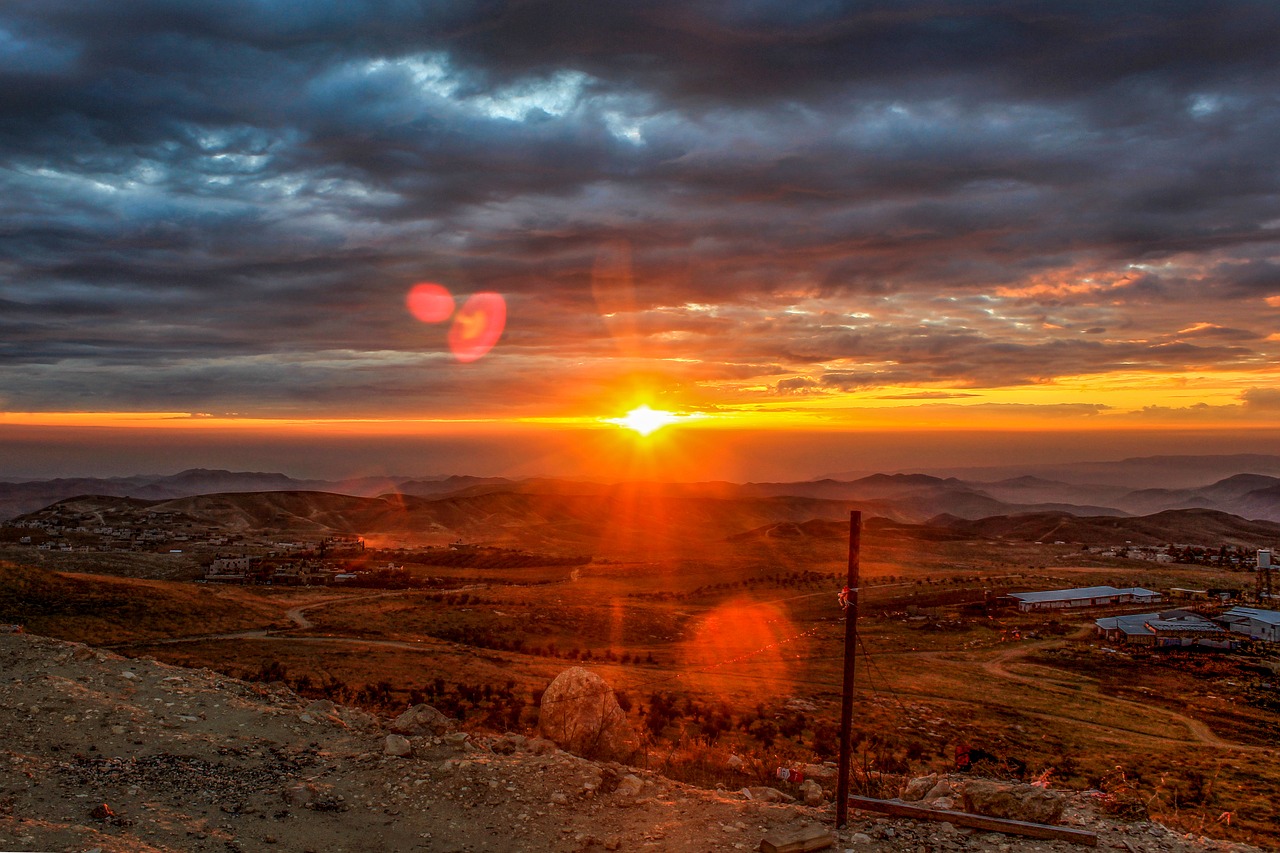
[[774, 376, 823, 395], [1, 1, 1279, 419], [1241, 387, 1280, 411], [875, 392, 981, 400]]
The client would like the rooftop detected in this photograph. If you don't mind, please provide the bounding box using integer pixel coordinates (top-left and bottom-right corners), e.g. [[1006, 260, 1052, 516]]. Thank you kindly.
[[1010, 586, 1158, 604], [1223, 606, 1280, 626]]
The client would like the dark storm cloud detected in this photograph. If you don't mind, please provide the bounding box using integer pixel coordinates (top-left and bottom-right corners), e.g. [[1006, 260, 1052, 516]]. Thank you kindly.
[[2, 1, 1279, 414]]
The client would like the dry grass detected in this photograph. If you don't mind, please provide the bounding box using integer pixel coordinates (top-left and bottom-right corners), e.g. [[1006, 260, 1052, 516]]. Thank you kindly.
[[4, 538, 1278, 847]]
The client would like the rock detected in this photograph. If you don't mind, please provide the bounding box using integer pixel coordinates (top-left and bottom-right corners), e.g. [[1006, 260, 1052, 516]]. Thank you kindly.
[[492, 732, 528, 754], [932, 796, 956, 810], [923, 779, 954, 802], [550, 792, 569, 806], [282, 784, 317, 807], [615, 774, 644, 799], [383, 734, 413, 757], [727, 754, 745, 771], [962, 780, 1065, 824], [802, 763, 838, 781], [528, 737, 557, 755], [850, 832, 873, 844], [760, 823, 832, 853], [743, 786, 796, 804], [902, 774, 938, 802], [304, 699, 336, 715], [800, 778, 825, 807], [338, 707, 378, 732], [90, 803, 115, 820], [538, 667, 636, 760], [441, 731, 470, 749], [389, 704, 454, 737]]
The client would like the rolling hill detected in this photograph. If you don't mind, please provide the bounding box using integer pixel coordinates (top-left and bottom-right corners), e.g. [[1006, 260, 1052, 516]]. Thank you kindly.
[[932, 508, 1280, 547]]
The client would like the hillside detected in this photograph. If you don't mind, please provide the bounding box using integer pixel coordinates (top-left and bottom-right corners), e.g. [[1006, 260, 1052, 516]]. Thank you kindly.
[[0, 631, 1262, 853], [875, 454, 1280, 490], [934, 508, 1280, 547], [0, 561, 288, 644], [0, 469, 432, 520], [15, 459, 1280, 527], [10, 489, 900, 556]]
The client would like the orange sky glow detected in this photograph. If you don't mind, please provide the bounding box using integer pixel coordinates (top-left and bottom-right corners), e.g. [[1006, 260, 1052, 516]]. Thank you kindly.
[[4, 2, 1280, 481]]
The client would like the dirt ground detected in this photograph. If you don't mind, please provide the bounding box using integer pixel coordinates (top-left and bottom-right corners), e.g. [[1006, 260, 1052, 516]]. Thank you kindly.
[[0, 632, 1268, 853]]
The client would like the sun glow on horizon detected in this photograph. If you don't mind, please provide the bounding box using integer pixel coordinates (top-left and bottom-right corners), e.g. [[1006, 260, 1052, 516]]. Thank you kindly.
[[607, 405, 682, 436]]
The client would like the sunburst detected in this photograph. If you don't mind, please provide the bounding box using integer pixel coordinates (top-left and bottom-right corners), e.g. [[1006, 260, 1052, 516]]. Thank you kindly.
[[608, 405, 680, 436]]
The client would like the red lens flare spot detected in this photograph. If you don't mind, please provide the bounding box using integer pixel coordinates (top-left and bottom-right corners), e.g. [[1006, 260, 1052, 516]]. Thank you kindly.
[[448, 292, 507, 362], [406, 282, 456, 324]]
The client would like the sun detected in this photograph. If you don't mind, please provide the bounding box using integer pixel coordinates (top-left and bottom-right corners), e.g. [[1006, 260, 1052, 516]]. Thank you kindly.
[[609, 405, 680, 436]]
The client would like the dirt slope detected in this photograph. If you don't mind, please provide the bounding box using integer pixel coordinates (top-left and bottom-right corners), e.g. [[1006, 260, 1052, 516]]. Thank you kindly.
[[0, 632, 1262, 853]]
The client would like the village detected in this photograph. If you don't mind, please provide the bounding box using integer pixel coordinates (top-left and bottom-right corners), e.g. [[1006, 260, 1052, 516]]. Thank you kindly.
[[6, 497, 1280, 649], [1003, 575, 1280, 649]]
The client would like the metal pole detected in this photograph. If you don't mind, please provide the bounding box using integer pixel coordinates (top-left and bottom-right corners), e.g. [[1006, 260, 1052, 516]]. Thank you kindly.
[[835, 510, 861, 829]]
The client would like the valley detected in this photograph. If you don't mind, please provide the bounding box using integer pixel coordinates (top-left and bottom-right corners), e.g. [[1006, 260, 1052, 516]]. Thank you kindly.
[[4, 460, 1280, 847], [4, 494, 1280, 846]]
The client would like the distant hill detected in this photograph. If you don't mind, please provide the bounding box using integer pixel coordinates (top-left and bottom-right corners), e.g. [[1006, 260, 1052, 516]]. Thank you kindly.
[[0, 469, 452, 520], [12, 489, 899, 557], [729, 516, 971, 543], [933, 508, 1280, 547], [1110, 474, 1280, 520], [863, 454, 1280, 490], [16, 486, 1280, 556], [11, 455, 1280, 529]]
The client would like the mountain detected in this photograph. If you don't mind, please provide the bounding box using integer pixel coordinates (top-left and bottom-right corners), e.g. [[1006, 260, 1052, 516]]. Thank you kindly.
[[11, 489, 901, 557], [11, 454, 1280, 530], [729, 516, 972, 543], [0, 469, 447, 520], [964, 476, 1133, 508], [933, 508, 1280, 547], [1111, 474, 1280, 520], [842, 454, 1280, 490], [390, 475, 520, 496]]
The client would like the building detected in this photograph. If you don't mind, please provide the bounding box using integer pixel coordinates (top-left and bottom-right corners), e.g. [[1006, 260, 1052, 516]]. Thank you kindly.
[[204, 555, 257, 582], [1006, 585, 1162, 612], [1095, 610, 1235, 648], [1218, 606, 1280, 643]]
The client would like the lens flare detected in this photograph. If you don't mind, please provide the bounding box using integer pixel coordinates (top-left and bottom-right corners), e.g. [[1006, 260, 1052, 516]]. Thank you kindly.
[[406, 282, 456, 323], [448, 292, 507, 363]]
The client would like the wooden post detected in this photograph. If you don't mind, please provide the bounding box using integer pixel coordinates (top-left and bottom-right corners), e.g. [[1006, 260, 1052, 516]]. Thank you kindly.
[[835, 510, 861, 828], [844, 796, 1098, 847]]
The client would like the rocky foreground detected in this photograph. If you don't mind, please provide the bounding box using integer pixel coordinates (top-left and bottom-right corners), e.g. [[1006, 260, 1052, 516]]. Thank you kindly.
[[0, 633, 1265, 853]]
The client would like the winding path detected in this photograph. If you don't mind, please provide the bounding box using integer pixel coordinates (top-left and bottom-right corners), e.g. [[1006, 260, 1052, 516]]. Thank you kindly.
[[113, 590, 1268, 756], [975, 637, 1263, 752], [107, 590, 403, 647]]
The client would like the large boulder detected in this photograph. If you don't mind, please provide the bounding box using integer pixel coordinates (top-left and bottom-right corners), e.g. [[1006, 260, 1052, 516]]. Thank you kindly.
[[389, 704, 454, 737], [538, 667, 635, 760], [963, 780, 1065, 824]]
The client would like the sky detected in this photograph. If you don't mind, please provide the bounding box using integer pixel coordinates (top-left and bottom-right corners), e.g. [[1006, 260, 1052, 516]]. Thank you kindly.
[[3, 1, 1280, 480]]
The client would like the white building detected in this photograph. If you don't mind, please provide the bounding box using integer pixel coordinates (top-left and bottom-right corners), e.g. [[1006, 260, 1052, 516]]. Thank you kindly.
[[1007, 585, 1162, 613], [1095, 610, 1234, 648], [1218, 606, 1280, 643]]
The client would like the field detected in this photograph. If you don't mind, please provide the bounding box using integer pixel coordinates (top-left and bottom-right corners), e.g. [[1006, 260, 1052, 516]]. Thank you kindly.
[[2, 532, 1278, 847]]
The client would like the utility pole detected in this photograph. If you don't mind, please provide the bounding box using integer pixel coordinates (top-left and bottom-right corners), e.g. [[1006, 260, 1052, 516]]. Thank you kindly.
[[835, 510, 861, 829]]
